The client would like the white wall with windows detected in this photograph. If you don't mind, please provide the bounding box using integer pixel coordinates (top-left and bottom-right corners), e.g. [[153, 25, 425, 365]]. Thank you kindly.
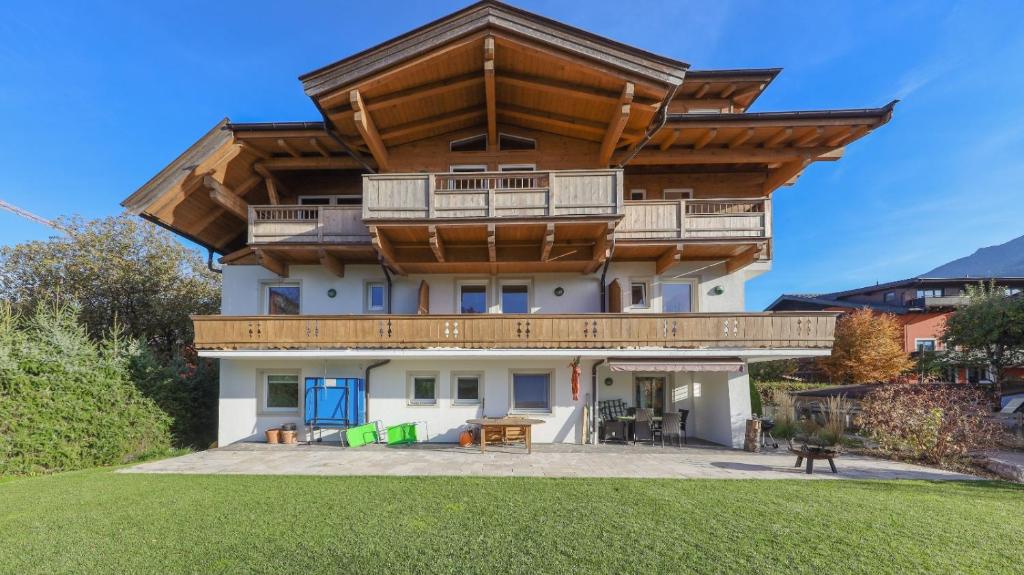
[[220, 259, 762, 316]]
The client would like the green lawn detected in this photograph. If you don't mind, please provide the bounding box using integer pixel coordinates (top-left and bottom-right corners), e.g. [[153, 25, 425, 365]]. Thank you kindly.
[[1, 469, 1021, 574]]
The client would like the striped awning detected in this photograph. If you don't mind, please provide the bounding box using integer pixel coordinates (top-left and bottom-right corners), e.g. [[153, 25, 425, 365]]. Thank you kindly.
[[607, 358, 746, 373]]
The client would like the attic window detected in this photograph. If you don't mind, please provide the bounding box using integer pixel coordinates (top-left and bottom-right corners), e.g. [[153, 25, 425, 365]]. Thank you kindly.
[[500, 133, 536, 150], [450, 134, 487, 152]]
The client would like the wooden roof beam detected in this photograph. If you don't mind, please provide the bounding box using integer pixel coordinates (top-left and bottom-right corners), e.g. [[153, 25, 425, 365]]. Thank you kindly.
[[497, 72, 659, 111], [350, 89, 390, 171], [204, 176, 249, 221], [257, 157, 364, 171], [627, 146, 839, 165], [728, 128, 755, 149], [540, 223, 555, 262], [380, 106, 485, 142], [598, 82, 635, 165], [693, 82, 710, 98], [276, 139, 302, 158], [326, 73, 483, 116], [253, 164, 287, 205], [484, 37, 497, 150], [254, 248, 288, 278], [726, 245, 762, 273], [583, 223, 615, 274], [763, 128, 792, 148], [826, 125, 869, 147], [793, 127, 824, 148], [318, 248, 345, 277], [763, 159, 811, 194], [692, 128, 717, 150], [656, 244, 684, 274], [368, 226, 405, 275], [719, 83, 738, 98], [309, 138, 332, 158], [659, 129, 680, 151], [428, 225, 446, 263]]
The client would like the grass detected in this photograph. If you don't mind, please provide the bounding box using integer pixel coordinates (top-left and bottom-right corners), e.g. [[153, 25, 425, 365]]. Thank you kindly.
[[1, 469, 1022, 574]]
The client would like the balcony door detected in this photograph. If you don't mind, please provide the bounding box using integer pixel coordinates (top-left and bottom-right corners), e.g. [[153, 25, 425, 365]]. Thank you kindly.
[[634, 375, 667, 416]]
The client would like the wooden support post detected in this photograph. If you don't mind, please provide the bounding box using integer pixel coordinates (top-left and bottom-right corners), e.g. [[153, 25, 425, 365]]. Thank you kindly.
[[350, 89, 390, 171], [540, 223, 555, 262], [317, 248, 345, 278], [253, 164, 281, 205], [428, 225, 446, 263], [253, 248, 288, 278], [598, 82, 634, 165], [487, 224, 497, 274], [204, 176, 249, 221], [484, 36, 497, 150], [368, 226, 406, 275], [583, 223, 615, 274], [656, 244, 684, 274]]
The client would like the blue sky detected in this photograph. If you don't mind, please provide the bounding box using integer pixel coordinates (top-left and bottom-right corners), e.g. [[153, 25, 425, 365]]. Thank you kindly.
[[1, 1, 1022, 310]]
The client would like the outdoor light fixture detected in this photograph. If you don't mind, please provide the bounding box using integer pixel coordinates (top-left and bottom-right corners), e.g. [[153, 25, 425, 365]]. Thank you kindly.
[[327, 288, 337, 298], [554, 286, 565, 296], [604, 377, 613, 386], [711, 286, 725, 295]]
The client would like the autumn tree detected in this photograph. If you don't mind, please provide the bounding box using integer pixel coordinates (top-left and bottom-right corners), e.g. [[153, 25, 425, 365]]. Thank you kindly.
[[819, 308, 914, 384], [942, 282, 1024, 403]]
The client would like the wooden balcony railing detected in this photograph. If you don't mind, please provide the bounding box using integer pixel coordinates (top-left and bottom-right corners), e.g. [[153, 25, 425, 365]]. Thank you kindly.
[[248, 205, 370, 244], [192, 312, 836, 351], [362, 169, 623, 220], [617, 198, 771, 241]]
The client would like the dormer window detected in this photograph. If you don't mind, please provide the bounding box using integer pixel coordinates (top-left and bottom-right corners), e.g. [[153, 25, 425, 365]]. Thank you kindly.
[[450, 134, 487, 152], [499, 133, 536, 150]]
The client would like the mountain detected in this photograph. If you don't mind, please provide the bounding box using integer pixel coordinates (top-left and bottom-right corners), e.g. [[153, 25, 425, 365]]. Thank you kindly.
[[923, 234, 1024, 278]]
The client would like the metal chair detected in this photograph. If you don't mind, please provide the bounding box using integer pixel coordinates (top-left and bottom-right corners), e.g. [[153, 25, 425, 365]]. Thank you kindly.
[[658, 412, 682, 447], [633, 408, 654, 445], [678, 409, 689, 444]]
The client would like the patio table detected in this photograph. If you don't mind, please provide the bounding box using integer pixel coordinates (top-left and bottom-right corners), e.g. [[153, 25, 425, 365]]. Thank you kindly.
[[614, 415, 663, 443], [467, 417, 544, 454]]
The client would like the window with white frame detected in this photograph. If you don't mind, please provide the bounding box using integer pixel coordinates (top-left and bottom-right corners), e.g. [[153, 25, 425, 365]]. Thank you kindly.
[[500, 282, 530, 313], [915, 339, 937, 353], [265, 283, 300, 315], [663, 188, 693, 200], [298, 195, 362, 206], [498, 163, 536, 172], [450, 134, 487, 152], [883, 291, 898, 304], [916, 288, 943, 298], [261, 372, 299, 412], [459, 282, 489, 314], [662, 280, 695, 313], [452, 373, 482, 405], [366, 281, 387, 312], [407, 373, 438, 406], [499, 133, 536, 150], [630, 281, 649, 308], [511, 371, 551, 413], [450, 164, 488, 173], [629, 189, 646, 201]]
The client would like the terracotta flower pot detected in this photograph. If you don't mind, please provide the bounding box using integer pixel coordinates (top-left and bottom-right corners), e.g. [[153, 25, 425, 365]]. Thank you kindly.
[[266, 428, 281, 444], [280, 430, 298, 445]]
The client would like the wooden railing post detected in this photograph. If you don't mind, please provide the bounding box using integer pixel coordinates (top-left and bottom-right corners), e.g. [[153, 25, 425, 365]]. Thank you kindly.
[[428, 174, 436, 219], [247, 205, 255, 244], [487, 186, 496, 218], [762, 197, 772, 238], [548, 171, 556, 216]]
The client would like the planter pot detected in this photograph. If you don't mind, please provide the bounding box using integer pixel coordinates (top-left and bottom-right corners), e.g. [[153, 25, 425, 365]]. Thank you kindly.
[[458, 429, 475, 447], [266, 428, 281, 444], [280, 430, 298, 444]]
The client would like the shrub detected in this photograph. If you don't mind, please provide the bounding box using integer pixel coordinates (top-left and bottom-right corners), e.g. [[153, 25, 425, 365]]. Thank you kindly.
[[770, 391, 799, 439], [0, 303, 172, 475], [755, 381, 832, 407], [819, 394, 852, 446], [860, 384, 1003, 464], [749, 379, 763, 417]]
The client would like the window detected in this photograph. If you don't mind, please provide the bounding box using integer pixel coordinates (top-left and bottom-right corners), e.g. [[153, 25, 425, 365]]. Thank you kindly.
[[459, 284, 488, 314], [498, 163, 536, 172], [500, 284, 530, 313], [449, 164, 487, 173], [917, 289, 943, 298], [630, 281, 649, 308], [299, 195, 362, 205], [266, 284, 300, 315], [511, 372, 550, 412], [915, 339, 937, 353], [366, 282, 386, 312], [883, 291, 898, 304], [452, 373, 482, 405], [662, 281, 694, 313], [450, 134, 487, 152], [629, 189, 647, 201], [499, 133, 536, 150], [408, 373, 438, 406], [298, 196, 331, 205], [663, 188, 693, 200], [262, 373, 299, 412]]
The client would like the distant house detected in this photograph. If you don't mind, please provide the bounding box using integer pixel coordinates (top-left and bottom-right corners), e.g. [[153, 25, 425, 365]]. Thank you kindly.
[[766, 276, 1024, 383]]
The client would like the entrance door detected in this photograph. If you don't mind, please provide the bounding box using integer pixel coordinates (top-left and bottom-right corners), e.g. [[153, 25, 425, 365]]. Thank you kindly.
[[635, 375, 667, 416]]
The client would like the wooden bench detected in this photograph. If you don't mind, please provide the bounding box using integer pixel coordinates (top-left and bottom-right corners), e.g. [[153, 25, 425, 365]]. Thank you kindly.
[[789, 445, 839, 475]]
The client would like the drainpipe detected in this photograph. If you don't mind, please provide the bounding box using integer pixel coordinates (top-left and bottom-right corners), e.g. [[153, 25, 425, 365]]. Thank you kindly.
[[312, 99, 377, 173], [616, 82, 681, 168], [591, 358, 606, 444], [380, 259, 393, 313], [206, 248, 222, 274], [598, 259, 612, 312], [363, 359, 390, 422]]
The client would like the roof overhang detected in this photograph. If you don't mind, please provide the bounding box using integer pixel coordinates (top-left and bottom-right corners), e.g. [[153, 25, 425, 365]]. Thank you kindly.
[[608, 357, 746, 372]]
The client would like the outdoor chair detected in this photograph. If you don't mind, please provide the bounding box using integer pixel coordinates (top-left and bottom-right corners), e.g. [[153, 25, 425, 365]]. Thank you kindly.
[[678, 409, 689, 444], [657, 412, 682, 447], [633, 408, 655, 445]]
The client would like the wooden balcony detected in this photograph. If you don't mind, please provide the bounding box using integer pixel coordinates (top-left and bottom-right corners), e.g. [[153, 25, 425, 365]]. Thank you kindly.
[[192, 312, 836, 351], [362, 169, 623, 221], [616, 198, 770, 241], [248, 205, 370, 245]]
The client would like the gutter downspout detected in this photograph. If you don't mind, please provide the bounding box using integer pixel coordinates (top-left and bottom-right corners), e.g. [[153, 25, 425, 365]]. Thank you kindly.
[[598, 258, 612, 313], [590, 358, 606, 444], [616, 82, 681, 168], [380, 260, 393, 313], [363, 359, 390, 422], [312, 99, 377, 173], [207, 248, 222, 274]]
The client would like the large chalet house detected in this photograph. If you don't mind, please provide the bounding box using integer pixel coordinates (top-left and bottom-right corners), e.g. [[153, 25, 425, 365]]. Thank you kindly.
[[122, 1, 894, 448]]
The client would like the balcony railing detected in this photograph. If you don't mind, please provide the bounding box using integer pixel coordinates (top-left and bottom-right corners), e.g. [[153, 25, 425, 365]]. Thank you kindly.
[[362, 169, 623, 220], [906, 295, 968, 310], [192, 312, 836, 351], [248, 205, 370, 245], [616, 198, 770, 241]]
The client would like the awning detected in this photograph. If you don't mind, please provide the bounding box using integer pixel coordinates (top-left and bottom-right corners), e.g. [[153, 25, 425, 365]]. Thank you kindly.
[[607, 358, 746, 373]]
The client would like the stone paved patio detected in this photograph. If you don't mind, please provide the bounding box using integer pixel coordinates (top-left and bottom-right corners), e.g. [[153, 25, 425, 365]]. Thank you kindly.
[[121, 442, 979, 480]]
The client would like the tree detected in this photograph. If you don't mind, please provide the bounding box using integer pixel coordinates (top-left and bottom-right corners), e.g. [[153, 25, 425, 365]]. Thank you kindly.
[[749, 358, 799, 382], [819, 308, 914, 384], [942, 282, 1024, 403], [0, 215, 220, 357]]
